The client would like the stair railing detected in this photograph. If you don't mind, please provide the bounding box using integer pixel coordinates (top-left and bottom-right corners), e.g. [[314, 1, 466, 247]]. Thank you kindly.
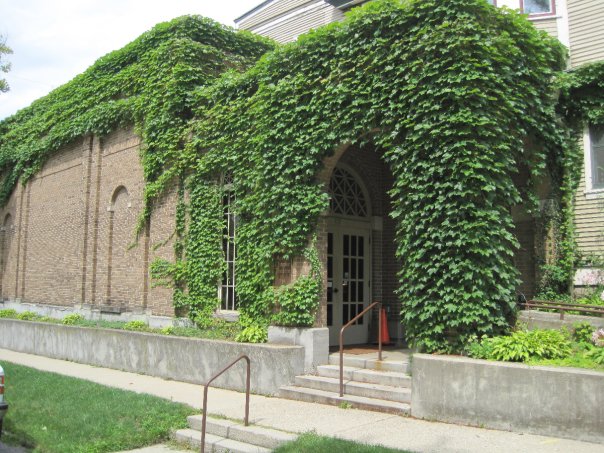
[[200, 355, 251, 453], [339, 301, 382, 397]]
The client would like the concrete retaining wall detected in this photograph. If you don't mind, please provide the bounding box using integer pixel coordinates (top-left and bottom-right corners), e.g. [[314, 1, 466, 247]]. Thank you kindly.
[[412, 354, 604, 444], [519, 309, 604, 331], [0, 319, 304, 395]]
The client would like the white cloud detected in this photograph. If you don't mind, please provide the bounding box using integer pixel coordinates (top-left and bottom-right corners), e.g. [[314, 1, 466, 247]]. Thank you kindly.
[[0, 0, 263, 119]]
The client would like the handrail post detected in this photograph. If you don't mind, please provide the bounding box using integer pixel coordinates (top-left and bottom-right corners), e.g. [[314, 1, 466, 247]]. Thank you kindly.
[[378, 303, 382, 362], [200, 355, 250, 453], [339, 301, 382, 398]]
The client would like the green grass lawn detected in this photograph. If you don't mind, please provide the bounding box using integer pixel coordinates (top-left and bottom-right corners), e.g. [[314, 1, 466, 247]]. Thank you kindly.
[[275, 432, 413, 453], [1, 362, 196, 453]]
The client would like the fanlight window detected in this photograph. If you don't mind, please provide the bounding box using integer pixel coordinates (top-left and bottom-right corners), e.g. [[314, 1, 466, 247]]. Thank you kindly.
[[329, 167, 368, 217]]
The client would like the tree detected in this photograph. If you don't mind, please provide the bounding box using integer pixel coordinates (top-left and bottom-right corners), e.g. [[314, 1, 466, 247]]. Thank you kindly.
[[0, 34, 12, 93]]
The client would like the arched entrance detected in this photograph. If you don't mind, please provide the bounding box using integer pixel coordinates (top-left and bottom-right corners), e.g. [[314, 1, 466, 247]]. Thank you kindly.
[[327, 164, 372, 345], [320, 141, 400, 347]]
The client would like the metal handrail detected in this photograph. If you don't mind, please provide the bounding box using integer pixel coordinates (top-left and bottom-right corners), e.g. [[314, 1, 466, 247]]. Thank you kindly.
[[523, 300, 604, 320], [339, 301, 382, 397], [200, 355, 250, 453]]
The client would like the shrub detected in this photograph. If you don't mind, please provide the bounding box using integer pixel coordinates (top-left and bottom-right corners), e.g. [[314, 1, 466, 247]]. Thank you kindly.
[[235, 325, 267, 343], [534, 289, 572, 304], [160, 326, 175, 335], [62, 313, 85, 325], [468, 329, 572, 363], [585, 347, 604, 365], [16, 311, 40, 321], [538, 264, 571, 296], [465, 335, 495, 360], [573, 322, 594, 343], [0, 309, 17, 318], [123, 320, 149, 331]]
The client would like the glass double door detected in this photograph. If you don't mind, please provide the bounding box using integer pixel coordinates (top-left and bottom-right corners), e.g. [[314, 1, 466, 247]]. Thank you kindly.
[[327, 225, 371, 345]]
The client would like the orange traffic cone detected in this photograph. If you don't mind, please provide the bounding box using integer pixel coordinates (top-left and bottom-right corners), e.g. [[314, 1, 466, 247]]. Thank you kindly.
[[380, 308, 391, 345]]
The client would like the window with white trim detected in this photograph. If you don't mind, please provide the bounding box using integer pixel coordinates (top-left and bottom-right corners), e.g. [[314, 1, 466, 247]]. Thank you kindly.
[[590, 125, 604, 190], [220, 172, 237, 310], [521, 0, 555, 16]]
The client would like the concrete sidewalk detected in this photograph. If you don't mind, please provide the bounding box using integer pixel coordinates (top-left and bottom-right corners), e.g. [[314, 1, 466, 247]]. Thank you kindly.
[[0, 348, 601, 453]]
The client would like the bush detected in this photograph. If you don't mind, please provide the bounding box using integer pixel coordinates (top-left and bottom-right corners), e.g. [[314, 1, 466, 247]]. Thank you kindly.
[[573, 322, 594, 343], [534, 289, 573, 304], [468, 329, 572, 363], [123, 320, 149, 331], [62, 313, 85, 325], [160, 326, 175, 335], [585, 347, 604, 365], [465, 335, 495, 360], [16, 311, 41, 321], [0, 308, 17, 318], [235, 325, 267, 343], [538, 264, 571, 296]]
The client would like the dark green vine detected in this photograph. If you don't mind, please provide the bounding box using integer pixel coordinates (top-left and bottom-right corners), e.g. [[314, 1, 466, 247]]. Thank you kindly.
[[540, 60, 604, 295], [3, 0, 594, 351], [0, 15, 274, 211], [180, 0, 567, 350]]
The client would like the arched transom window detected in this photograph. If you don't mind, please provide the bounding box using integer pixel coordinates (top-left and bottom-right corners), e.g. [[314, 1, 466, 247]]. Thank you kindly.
[[329, 167, 368, 217]]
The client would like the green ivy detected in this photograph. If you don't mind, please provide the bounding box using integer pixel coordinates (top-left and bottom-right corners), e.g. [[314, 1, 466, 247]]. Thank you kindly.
[[272, 240, 323, 327], [0, 15, 274, 212], [1, 0, 592, 350], [553, 60, 604, 290], [181, 0, 567, 350]]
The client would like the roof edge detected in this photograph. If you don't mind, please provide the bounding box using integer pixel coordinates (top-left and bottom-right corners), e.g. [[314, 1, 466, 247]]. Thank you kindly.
[[234, 0, 276, 24]]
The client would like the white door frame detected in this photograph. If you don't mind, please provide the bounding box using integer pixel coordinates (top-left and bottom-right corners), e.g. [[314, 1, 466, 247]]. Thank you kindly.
[[327, 217, 372, 346]]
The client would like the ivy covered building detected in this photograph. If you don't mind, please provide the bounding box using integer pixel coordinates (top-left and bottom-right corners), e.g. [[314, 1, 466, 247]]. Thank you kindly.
[[1, 0, 603, 351]]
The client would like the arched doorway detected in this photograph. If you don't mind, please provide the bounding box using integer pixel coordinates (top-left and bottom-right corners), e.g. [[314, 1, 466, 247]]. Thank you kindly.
[[320, 141, 400, 347], [327, 164, 372, 345]]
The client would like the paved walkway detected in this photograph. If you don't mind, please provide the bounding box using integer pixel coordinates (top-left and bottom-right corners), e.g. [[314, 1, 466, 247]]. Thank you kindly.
[[0, 442, 28, 453], [0, 348, 602, 453]]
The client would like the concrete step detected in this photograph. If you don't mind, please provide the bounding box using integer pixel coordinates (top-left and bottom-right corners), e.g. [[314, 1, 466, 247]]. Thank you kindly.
[[174, 428, 271, 453], [317, 364, 411, 388], [328, 353, 410, 373], [187, 415, 297, 450], [294, 375, 411, 403], [279, 385, 411, 415]]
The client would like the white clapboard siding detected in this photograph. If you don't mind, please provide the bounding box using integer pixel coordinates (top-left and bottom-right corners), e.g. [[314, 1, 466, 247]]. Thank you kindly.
[[575, 157, 604, 256], [568, 0, 604, 67], [531, 17, 559, 38], [237, 0, 345, 43]]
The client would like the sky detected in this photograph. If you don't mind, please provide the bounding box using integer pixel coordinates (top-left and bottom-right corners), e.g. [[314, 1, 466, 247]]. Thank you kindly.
[[0, 0, 264, 120]]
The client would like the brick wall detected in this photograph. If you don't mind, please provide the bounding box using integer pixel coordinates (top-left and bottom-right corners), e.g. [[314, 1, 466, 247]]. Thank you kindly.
[[0, 128, 175, 316], [514, 220, 536, 299], [0, 128, 538, 324], [316, 141, 401, 340], [339, 144, 400, 320]]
